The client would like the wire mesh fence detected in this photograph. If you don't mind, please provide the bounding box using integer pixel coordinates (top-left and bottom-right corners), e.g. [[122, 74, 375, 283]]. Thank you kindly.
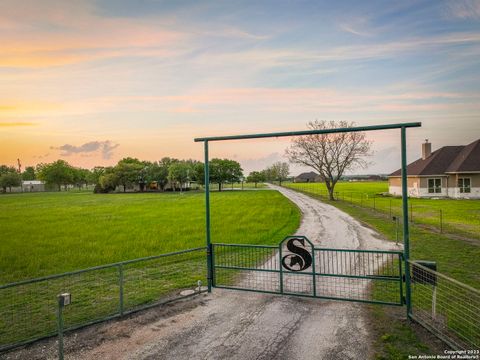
[[282, 182, 480, 240], [0, 247, 207, 352], [212, 243, 403, 305], [409, 260, 480, 350]]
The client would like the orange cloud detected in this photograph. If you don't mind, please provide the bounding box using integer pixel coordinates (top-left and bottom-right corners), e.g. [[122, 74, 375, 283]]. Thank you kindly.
[[0, 122, 36, 127]]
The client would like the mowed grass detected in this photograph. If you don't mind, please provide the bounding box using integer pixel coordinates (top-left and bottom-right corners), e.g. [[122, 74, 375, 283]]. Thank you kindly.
[[0, 190, 300, 284], [285, 181, 480, 240]]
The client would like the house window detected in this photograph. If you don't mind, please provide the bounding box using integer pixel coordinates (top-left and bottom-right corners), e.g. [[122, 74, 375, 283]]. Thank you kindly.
[[458, 178, 471, 193], [428, 178, 442, 193]]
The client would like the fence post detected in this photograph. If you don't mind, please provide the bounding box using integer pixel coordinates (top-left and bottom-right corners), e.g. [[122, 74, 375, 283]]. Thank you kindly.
[[56, 293, 70, 360], [439, 209, 443, 234], [57, 297, 64, 360], [119, 264, 124, 316], [203, 140, 213, 293], [373, 195, 376, 211], [401, 126, 412, 319]]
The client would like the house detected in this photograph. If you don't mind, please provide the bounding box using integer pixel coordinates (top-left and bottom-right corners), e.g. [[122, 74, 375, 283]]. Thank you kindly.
[[388, 139, 480, 199], [9, 180, 46, 193], [294, 171, 320, 183]]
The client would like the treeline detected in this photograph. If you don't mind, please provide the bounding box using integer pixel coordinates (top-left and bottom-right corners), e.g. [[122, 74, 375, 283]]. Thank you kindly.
[[0, 159, 290, 193], [246, 162, 290, 187]]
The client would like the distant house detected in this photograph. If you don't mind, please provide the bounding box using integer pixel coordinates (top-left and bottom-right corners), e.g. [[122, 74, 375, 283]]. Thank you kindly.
[[388, 139, 480, 199], [9, 180, 46, 193], [294, 171, 320, 183]]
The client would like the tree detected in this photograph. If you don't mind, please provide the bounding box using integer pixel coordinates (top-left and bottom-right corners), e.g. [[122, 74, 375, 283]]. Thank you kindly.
[[98, 171, 119, 193], [286, 120, 372, 200], [246, 171, 266, 188], [0, 165, 16, 176], [0, 171, 21, 192], [37, 160, 75, 191], [168, 161, 190, 191], [145, 161, 169, 191], [114, 158, 144, 192], [72, 168, 91, 189], [22, 166, 36, 180], [88, 167, 106, 186], [209, 159, 243, 191], [270, 162, 290, 185]]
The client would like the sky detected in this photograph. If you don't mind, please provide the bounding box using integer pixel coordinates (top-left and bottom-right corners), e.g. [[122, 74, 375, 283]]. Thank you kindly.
[[1, 0, 480, 175]]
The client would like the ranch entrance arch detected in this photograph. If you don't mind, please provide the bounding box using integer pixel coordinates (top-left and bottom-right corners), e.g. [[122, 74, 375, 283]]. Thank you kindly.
[[194, 122, 421, 314]]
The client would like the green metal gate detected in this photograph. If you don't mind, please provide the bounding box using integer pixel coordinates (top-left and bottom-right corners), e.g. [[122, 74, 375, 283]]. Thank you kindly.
[[196, 122, 421, 314], [212, 236, 404, 306]]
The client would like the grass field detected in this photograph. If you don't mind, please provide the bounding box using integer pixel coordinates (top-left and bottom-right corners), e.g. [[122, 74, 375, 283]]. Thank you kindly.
[[0, 190, 300, 284], [0, 189, 301, 349], [285, 181, 480, 240]]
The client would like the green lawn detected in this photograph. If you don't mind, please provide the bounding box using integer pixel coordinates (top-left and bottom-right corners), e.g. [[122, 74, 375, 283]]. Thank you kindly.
[[0, 190, 300, 284], [285, 181, 480, 240], [0, 189, 301, 349]]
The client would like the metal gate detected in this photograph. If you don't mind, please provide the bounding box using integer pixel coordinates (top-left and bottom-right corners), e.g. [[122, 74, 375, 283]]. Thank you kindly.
[[212, 236, 403, 306], [196, 122, 421, 314]]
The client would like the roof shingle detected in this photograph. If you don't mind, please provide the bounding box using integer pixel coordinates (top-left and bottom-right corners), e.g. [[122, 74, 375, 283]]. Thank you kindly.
[[389, 139, 480, 176]]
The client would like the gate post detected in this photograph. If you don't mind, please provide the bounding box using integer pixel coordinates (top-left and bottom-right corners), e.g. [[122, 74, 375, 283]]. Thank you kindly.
[[204, 140, 213, 293], [401, 127, 412, 318]]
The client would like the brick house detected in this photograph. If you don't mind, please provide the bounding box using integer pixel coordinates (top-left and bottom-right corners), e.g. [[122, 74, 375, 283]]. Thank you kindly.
[[388, 139, 480, 199]]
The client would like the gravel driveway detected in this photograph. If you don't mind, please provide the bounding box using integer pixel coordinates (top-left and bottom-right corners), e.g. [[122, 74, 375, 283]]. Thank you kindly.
[[5, 186, 401, 360]]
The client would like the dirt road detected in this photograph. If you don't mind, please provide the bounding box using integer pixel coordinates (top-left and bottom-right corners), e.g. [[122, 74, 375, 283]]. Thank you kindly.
[[7, 186, 401, 360]]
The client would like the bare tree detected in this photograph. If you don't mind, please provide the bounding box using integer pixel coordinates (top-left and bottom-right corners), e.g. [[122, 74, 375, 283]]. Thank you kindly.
[[286, 120, 372, 200]]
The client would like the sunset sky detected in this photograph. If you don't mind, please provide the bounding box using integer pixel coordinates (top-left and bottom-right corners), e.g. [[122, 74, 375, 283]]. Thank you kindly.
[[1, 0, 480, 174]]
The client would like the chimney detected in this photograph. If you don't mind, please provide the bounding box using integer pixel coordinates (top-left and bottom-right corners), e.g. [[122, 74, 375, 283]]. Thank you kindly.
[[422, 139, 431, 160]]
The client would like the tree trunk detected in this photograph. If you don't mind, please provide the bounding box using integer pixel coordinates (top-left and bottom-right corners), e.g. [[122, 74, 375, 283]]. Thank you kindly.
[[123, 184, 126, 193], [325, 180, 335, 200], [255, 182, 257, 188], [218, 183, 221, 192]]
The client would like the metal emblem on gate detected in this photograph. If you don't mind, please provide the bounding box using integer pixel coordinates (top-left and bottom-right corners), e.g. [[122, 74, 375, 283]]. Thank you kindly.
[[281, 237, 313, 271]]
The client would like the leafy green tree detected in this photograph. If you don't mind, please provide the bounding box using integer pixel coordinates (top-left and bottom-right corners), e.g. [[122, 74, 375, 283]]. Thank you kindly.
[[73, 168, 90, 189], [168, 161, 190, 191], [98, 172, 119, 193], [270, 162, 290, 185], [36, 160, 75, 191], [145, 161, 169, 191], [0, 165, 16, 176], [114, 158, 144, 192], [88, 167, 106, 185], [246, 171, 266, 188], [0, 171, 21, 192], [22, 166, 36, 180], [209, 158, 243, 191]]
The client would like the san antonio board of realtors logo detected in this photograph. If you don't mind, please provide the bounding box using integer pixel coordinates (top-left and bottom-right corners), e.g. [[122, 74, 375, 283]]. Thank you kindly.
[[281, 237, 313, 272]]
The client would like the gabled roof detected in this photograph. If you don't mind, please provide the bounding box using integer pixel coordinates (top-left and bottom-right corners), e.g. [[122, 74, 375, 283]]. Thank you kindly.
[[295, 171, 318, 179], [389, 139, 480, 176]]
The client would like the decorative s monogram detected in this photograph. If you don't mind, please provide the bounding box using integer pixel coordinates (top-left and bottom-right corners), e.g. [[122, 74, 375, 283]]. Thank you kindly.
[[281, 237, 312, 271]]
